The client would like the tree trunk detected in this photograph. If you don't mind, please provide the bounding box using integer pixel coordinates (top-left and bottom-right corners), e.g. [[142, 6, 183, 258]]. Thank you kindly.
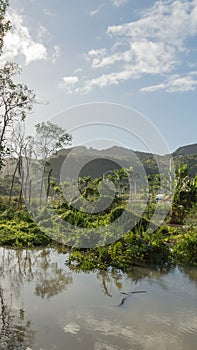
[[46, 168, 53, 201], [8, 160, 19, 204]]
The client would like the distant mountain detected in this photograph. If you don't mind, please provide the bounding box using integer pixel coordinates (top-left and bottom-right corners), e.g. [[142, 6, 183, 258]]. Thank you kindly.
[[49, 143, 197, 180], [50, 145, 167, 182], [172, 143, 197, 177], [173, 143, 197, 156], [1, 143, 196, 181]]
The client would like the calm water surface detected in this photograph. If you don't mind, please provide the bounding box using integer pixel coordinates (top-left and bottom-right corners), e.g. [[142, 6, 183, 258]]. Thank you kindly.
[[0, 247, 197, 350]]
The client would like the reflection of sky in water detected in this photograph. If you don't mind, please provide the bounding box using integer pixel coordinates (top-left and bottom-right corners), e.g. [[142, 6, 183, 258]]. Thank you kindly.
[[63, 306, 197, 350], [1, 248, 197, 350]]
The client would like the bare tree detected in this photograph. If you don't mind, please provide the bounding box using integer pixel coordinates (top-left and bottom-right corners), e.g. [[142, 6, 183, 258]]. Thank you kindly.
[[34, 121, 72, 201]]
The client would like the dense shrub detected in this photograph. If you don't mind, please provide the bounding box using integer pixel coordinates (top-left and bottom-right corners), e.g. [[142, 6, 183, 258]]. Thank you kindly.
[[173, 228, 197, 265]]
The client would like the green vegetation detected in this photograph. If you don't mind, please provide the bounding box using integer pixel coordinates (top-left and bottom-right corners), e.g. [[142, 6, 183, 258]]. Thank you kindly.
[[172, 227, 197, 266], [0, 0, 197, 271], [169, 164, 197, 224], [0, 164, 197, 270], [0, 197, 52, 247], [67, 229, 172, 270], [67, 225, 197, 270]]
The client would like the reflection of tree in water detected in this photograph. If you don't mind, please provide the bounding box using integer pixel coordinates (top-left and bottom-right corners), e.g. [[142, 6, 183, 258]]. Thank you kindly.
[[0, 287, 34, 350], [98, 267, 171, 296], [182, 266, 197, 287], [0, 247, 73, 349], [35, 252, 73, 298], [97, 270, 122, 297], [68, 264, 171, 296], [125, 266, 172, 291], [0, 248, 73, 299]]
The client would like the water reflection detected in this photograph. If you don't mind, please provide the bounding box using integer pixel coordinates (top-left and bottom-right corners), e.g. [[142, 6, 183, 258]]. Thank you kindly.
[[0, 248, 197, 350], [95, 267, 171, 299], [182, 266, 197, 287], [62, 305, 197, 350], [0, 248, 73, 299], [0, 248, 73, 349], [70, 264, 173, 298], [0, 285, 34, 349]]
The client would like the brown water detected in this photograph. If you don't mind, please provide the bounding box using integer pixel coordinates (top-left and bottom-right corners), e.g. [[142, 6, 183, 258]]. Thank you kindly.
[[0, 247, 197, 350]]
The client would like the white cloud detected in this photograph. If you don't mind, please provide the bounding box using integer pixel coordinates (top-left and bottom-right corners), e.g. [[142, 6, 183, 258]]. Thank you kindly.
[[23, 44, 47, 65], [74, 67, 83, 74], [87, 40, 176, 72], [89, 8, 100, 17], [68, 68, 140, 94], [37, 25, 48, 42], [43, 8, 55, 17], [140, 83, 167, 93], [60, 0, 197, 94], [59, 76, 79, 93], [140, 73, 197, 93], [88, 4, 105, 17], [111, 0, 128, 7], [51, 45, 61, 63], [107, 0, 196, 47], [63, 76, 79, 84], [87, 48, 107, 67], [1, 10, 47, 65]]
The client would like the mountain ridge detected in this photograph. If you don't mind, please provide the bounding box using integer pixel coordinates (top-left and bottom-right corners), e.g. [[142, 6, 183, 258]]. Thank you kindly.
[[1, 143, 196, 180], [49, 142, 197, 180], [173, 143, 197, 156]]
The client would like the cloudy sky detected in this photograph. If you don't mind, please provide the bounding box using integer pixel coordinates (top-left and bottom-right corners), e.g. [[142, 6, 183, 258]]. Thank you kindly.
[[1, 0, 197, 153]]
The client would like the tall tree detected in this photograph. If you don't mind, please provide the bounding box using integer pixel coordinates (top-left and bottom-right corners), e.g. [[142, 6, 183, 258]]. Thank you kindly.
[[8, 123, 25, 204], [35, 121, 72, 160], [34, 121, 72, 200], [0, 63, 35, 169], [0, 2, 35, 170]]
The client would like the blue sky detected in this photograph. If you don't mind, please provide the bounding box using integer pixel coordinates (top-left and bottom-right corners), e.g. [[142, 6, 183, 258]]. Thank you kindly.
[[1, 0, 197, 153]]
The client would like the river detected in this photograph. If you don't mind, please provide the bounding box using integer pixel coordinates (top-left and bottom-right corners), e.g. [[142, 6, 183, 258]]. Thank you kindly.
[[0, 247, 197, 350]]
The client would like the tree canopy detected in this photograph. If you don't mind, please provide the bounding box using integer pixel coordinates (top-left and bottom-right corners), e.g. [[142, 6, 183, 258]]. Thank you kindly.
[[0, 0, 10, 53], [0, 63, 35, 169], [0, 2, 35, 169]]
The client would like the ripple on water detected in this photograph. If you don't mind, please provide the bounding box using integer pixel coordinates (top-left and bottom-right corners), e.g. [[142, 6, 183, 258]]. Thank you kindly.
[[63, 322, 81, 334], [178, 312, 197, 336]]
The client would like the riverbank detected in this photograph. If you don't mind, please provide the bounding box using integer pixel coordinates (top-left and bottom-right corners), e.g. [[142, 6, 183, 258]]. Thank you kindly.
[[67, 225, 197, 270], [0, 214, 197, 269], [0, 197, 197, 269]]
